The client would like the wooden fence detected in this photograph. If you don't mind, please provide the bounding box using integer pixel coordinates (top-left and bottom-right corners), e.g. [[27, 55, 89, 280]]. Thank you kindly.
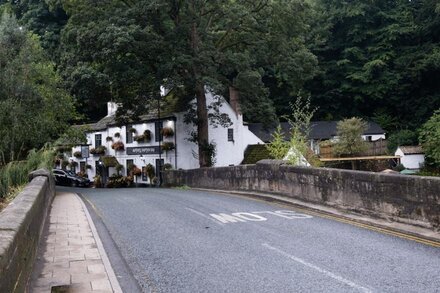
[[319, 139, 388, 159]]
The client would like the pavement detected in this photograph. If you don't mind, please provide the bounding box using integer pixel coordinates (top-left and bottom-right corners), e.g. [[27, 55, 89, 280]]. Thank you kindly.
[[77, 187, 440, 293], [28, 191, 122, 293]]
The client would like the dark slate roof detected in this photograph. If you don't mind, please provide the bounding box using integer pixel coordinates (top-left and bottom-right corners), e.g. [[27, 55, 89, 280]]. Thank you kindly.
[[249, 121, 385, 142], [241, 144, 273, 164]]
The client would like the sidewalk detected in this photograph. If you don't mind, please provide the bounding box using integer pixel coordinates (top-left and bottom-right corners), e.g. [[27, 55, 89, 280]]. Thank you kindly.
[[28, 192, 122, 293]]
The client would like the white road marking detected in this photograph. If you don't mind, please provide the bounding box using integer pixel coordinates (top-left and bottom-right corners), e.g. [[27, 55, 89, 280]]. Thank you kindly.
[[209, 213, 246, 224], [185, 207, 225, 226], [231, 212, 267, 221], [208, 210, 313, 224], [262, 243, 372, 293]]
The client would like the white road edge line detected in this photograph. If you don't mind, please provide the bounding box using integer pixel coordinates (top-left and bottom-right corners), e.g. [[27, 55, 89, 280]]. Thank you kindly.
[[75, 193, 123, 293], [185, 207, 225, 226], [262, 243, 372, 293]]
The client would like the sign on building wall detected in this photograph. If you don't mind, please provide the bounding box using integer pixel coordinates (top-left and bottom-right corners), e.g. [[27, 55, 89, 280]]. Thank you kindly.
[[81, 145, 90, 158], [126, 146, 161, 155]]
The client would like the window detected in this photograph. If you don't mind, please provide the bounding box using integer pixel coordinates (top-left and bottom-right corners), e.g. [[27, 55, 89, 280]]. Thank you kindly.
[[80, 162, 86, 172], [366, 136, 372, 142], [95, 134, 102, 148], [126, 125, 133, 144], [228, 128, 234, 142], [155, 121, 163, 142], [126, 159, 134, 176]]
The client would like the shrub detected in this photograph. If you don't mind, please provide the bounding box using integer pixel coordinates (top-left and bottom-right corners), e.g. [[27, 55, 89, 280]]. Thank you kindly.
[[115, 164, 123, 175], [266, 125, 289, 160], [161, 142, 175, 151], [419, 109, 440, 168], [0, 147, 55, 198], [161, 127, 174, 137], [333, 117, 368, 157], [163, 163, 173, 170], [106, 174, 133, 188], [93, 175, 102, 188], [145, 163, 155, 183], [111, 141, 125, 151], [73, 151, 82, 158]]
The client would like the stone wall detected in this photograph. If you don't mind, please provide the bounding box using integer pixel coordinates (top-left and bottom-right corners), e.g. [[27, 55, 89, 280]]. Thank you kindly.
[[164, 160, 440, 230], [0, 169, 55, 293]]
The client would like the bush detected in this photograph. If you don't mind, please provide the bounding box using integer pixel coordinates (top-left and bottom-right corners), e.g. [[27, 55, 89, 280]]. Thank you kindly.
[[106, 174, 133, 188], [333, 117, 368, 157], [419, 109, 440, 168], [0, 147, 54, 198], [145, 163, 155, 183]]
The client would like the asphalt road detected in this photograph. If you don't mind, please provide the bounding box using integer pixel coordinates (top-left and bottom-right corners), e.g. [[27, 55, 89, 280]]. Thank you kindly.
[[73, 187, 440, 293]]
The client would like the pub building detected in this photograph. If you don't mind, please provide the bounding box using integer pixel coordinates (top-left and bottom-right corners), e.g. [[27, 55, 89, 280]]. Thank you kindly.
[[66, 91, 263, 185]]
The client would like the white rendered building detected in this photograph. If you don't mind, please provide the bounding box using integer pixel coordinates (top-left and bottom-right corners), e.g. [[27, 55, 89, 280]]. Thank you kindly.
[[395, 146, 425, 170], [67, 91, 263, 184]]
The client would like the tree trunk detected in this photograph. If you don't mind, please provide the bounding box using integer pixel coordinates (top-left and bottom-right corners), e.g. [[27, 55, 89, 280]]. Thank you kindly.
[[195, 82, 210, 167], [191, 19, 210, 167]]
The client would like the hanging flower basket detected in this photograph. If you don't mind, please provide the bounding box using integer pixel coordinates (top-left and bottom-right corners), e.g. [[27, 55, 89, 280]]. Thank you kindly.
[[90, 146, 107, 155], [129, 127, 137, 134], [161, 127, 174, 138], [106, 136, 113, 142], [114, 132, 121, 138], [134, 130, 152, 143], [161, 142, 175, 151], [111, 141, 125, 151], [73, 151, 82, 158]]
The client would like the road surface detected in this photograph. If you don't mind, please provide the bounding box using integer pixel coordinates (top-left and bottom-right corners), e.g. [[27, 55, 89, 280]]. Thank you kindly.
[[73, 187, 440, 293]]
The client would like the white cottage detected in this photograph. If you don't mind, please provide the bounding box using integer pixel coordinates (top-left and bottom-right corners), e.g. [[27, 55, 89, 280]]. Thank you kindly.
[[395, 146, 425, 170], [67, 91, 263, 184]]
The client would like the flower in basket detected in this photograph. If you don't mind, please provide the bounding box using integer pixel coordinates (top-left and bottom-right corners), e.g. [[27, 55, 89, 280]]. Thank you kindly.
[[73, 151, 82, 158], [114, 132, 121, 138], [161, 127, 174, 138], [106, 136, 113, 142], [111, 141, 125, 151], [91, 145, 107, 155], [161, 141, 175, 151], [129, 127, 137, 134]]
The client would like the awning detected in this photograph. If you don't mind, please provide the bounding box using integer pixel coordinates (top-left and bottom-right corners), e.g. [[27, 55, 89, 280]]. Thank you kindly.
[[100, 156, 119, 167]]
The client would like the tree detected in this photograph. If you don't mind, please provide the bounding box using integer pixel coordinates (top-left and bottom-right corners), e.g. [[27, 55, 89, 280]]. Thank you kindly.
[[419, 109, 440, 167], [333, 117, 368, 161], [266, 125, 289, 160], [58, 0, 318, 167], [0, 12, 75, 164]]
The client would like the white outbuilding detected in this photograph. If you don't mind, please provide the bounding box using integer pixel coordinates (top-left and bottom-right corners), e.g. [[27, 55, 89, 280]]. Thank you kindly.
[[395, 146, 425, 170]]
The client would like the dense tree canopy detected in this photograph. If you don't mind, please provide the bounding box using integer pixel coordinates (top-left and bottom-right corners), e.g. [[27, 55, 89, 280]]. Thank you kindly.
[[0, 11, 75, 164], [2, 0, 440, 167]]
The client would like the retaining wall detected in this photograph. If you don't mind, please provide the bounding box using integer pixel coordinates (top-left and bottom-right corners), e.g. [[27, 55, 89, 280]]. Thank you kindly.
[[164, 160, 440, 230], [0, 169, 55, 293]]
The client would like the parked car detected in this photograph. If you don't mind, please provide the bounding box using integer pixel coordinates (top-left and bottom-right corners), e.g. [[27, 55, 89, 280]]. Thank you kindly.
[[52, 169, 90, 187]]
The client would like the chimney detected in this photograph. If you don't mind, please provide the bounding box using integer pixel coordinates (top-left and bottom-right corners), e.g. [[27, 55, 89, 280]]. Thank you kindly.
[[107, 101, 118, 117], [229, 86, 241, 116]]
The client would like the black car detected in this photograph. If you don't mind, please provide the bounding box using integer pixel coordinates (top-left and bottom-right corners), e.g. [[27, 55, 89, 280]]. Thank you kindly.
[[53, 169, 90, 187]]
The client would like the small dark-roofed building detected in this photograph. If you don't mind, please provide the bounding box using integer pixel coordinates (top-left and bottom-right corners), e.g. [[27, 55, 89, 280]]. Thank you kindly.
[[241, 144, 273, 164], [248, 121, 386, 155]]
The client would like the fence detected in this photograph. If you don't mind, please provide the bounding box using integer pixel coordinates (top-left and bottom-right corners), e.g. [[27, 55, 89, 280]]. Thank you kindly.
[[319, 139, 388, 158]]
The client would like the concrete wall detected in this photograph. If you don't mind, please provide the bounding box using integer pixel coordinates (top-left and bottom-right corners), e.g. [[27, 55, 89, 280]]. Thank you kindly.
[[164, 160, 440, 230], [0, 169, 55, 293]]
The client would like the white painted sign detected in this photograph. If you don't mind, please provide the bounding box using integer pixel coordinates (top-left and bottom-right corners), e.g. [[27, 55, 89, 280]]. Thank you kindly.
[[209, 210, 313, 224]]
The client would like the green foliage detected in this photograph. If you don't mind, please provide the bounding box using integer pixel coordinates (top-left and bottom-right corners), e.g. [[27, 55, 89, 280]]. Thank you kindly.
[[106, 174, 133, 188], [387, 130, 418, 153], [0, 12, 75, 164], [0, 146, 55, 198], [333, 118, 368, 157], [266, 125, 289, 160], [285, 96, 317, 166], [419, 109, 440, 167]]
